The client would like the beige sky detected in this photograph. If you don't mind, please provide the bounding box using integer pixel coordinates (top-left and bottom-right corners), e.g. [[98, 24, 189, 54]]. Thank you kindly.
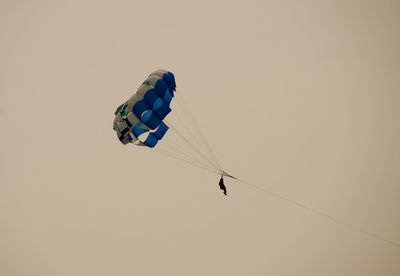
[[1, 0, 400, 275]]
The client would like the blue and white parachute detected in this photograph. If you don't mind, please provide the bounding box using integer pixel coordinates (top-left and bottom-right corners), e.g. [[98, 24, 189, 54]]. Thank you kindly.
[[113, 69, 235, 179], [113, 70, 176, 148]]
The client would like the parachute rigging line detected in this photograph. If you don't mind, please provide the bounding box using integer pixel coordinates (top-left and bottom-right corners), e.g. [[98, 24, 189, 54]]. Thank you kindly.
[[165, 111, 221, 171], [164, 119, 222, 172], [152, 147, 220, 175], [154, 136, 220, 174], [174, 89, 223, 170], [165, 103, 223, 171], [168, 110, 218, 167]]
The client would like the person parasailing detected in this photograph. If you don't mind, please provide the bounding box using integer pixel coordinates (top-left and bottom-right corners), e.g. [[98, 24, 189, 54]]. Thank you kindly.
[[219, 174, 227, 196]]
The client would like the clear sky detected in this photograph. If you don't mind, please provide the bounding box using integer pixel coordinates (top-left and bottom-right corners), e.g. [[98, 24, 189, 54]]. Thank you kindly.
[[1, 1, 400, 275]]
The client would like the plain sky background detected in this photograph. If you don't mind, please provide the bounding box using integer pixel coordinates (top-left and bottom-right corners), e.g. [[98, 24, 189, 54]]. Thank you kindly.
[[1, 0, 400, 275]]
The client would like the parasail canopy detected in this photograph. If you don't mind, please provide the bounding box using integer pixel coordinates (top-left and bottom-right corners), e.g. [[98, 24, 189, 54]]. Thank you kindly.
[[113, 69, 235, 179]]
